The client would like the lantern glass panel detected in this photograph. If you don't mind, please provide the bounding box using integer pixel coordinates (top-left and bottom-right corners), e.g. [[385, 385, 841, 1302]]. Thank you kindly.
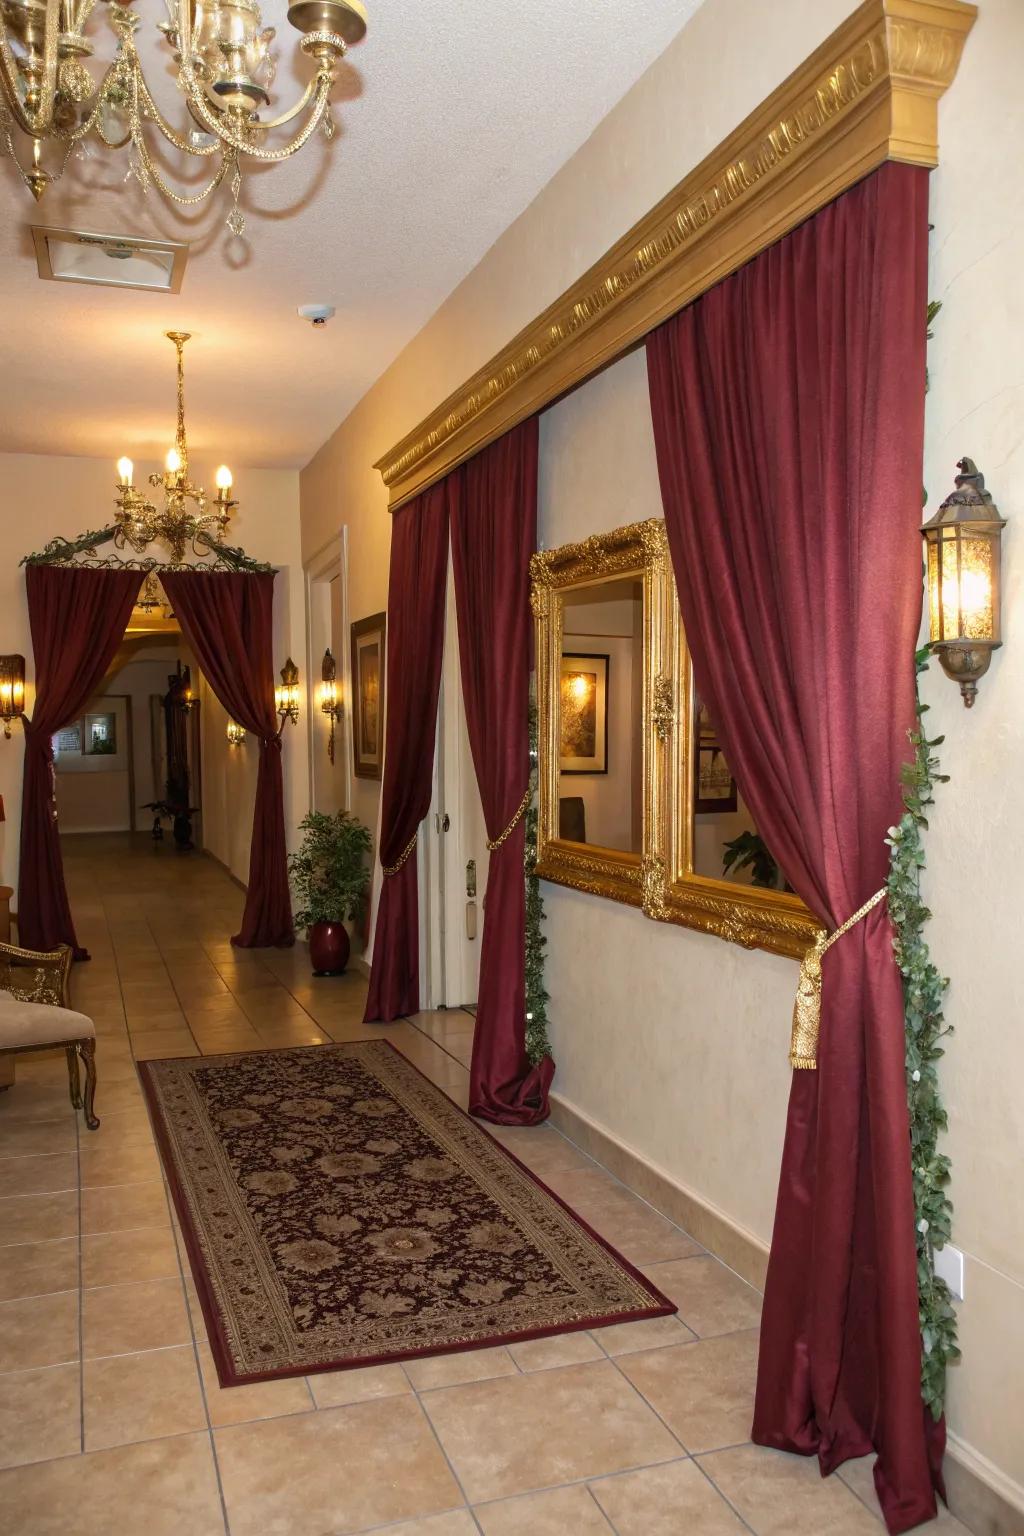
[[932, 525, 997, 644]]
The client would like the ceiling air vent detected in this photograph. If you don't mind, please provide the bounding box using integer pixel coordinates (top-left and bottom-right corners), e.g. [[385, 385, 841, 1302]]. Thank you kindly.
[[31, 226, 189, 293]]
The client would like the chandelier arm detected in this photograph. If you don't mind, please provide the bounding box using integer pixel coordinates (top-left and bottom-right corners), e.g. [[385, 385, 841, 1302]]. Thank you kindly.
[[178, 67, 333, 162], [0, 0, 60, 139], [247, 76, 319, 132]]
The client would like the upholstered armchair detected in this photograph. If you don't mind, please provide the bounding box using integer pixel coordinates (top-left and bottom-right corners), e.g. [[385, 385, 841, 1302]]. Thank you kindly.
[[0, 941, 99, 1129]]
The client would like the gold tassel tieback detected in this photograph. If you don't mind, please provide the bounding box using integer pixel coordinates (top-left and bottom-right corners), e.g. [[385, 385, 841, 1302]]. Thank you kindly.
[[790, 886, 888, 1070], [485, 783, 533, 852]]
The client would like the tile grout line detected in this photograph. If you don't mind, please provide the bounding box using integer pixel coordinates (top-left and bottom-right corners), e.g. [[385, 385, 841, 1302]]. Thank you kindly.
[[159, 1091, 233, 1536], [400, 1361, 486, 1535], [689, 1452, 768, 1536]]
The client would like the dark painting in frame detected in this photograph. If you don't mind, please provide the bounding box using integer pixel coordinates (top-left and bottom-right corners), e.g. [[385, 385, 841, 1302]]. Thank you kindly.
[[351, 612, 386, 780]]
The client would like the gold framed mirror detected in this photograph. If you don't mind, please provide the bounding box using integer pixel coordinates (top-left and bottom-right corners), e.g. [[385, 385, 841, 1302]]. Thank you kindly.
[[530, 519, 675, 911], [531, 517, 820, 959]]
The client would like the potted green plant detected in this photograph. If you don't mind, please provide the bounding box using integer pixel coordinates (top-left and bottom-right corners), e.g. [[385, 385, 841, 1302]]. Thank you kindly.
[[288, 810, 372, 976]]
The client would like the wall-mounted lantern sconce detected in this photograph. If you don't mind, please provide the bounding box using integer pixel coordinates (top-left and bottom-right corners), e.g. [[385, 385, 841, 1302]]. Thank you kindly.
[[226, 720, 246, 747], [275, 658, 301, 730], [0, 655, 26, 738], [319, 648, 342, 765], [922, 458, 1006, 708]]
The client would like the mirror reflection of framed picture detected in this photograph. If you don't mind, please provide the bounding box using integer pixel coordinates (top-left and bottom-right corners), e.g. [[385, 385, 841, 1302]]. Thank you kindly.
[[559, 652, 609, 775], [351, 612, 386, 780], [694, 695, 737, 813]]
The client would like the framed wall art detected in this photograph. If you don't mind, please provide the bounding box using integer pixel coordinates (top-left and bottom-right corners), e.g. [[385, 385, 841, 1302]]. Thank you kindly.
[[559, 652, 609, 775], [351, 611, 386, 780]]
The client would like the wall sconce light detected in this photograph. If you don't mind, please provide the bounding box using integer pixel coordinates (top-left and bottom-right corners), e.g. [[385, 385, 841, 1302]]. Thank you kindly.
[[173, 664, 197, 714], [0, 654, 26, 738], [922, 458, 1006, 708], [319, 647, 342, 765], [276, 658, 301, 730], [226, 720, 246, 747]]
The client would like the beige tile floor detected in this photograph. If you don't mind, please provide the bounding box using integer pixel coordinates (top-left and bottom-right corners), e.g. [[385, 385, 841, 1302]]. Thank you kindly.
[[0, 834, 969, 1535]]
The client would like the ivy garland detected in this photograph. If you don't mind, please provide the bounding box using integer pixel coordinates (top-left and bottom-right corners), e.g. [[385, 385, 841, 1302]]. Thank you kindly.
[[523, 695, 553, 1066], [886, 653, 959, 1420]]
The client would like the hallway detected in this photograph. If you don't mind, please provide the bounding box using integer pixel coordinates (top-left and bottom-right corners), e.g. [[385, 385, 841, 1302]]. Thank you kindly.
[[0, 838, 963, 1535]]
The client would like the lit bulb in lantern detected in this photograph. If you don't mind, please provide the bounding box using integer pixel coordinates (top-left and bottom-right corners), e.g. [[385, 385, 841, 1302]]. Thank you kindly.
[[116, 456, 133, 486]]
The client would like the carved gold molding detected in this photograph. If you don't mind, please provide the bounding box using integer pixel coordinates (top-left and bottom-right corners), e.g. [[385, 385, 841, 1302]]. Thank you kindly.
[[377, 0, 974, 509]]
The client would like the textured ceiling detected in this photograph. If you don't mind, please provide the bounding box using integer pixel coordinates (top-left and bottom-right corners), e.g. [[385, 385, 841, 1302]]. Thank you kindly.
[[0, 0, 704, 470]]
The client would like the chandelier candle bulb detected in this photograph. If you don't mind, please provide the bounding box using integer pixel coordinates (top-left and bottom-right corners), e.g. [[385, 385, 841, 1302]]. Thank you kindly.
[[117, 456, 134, 488], [226, 720, 246, 746]]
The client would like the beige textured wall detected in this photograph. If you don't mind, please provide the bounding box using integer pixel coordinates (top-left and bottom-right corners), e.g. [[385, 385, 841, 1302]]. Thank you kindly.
[[0, 452, 306, 899], [299, 0, 1023, 1509]]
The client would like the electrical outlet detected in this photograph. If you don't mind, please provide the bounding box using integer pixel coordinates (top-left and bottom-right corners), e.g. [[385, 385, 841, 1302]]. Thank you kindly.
[[933, 1244, 965, 1302]]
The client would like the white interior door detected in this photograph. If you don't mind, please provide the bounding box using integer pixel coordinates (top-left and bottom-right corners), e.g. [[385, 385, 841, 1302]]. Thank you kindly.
[[425, 560, 489, 1011]]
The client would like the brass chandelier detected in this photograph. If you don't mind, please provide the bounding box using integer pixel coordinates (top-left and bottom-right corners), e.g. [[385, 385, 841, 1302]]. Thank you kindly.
[[0, 0, 368, 233], [114, 329, 237, 563]]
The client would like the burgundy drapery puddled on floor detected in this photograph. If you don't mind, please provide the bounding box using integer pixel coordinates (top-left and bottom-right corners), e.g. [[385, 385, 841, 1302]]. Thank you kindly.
[[161, 570, 293, 949], [646, 163, 936, 1534], [363, 483, 449, 1022], [449, 420, 554, 1124], [19, 565, 143, 957]]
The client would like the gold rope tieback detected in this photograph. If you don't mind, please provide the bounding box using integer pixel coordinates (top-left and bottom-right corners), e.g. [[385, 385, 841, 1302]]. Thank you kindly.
[[382, 830, 418, 877], [790, 886, 888, 1070], [486, 783, 533, 852]]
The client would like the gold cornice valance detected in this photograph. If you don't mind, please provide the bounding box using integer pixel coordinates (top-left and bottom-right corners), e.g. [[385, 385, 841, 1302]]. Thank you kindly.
[[376, 0, 975, 510]]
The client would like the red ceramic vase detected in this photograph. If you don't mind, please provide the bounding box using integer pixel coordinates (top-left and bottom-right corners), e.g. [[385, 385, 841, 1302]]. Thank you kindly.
[[308, 921, 350, 977]]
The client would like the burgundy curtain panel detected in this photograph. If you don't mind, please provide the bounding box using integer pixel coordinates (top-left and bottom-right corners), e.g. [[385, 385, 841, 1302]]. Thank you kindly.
[[450, 420, 554, 1125], [646, 163, 934, 1533], [364, 483, 449, 1022], [19, 565, 143, 957], [160, 570, 293, 949]]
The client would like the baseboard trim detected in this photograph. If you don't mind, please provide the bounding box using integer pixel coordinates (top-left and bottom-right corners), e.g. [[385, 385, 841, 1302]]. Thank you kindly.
[[200, 848, 249, 895], [547, 1090, 769, 1291], [547, 1090, 1024, 1536], [945, 1434, 1024, 1536]]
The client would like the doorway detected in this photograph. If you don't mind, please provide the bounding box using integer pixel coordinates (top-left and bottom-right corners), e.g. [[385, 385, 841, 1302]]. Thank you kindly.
[[423, 561, 489, 1012]]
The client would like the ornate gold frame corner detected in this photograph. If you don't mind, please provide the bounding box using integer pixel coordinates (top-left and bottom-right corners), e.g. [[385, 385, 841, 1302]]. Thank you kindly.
[[531, 519, 675, 912]]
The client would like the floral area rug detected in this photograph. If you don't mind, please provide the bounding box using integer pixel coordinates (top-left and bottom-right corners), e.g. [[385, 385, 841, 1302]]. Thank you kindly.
[[138, 1040, 675, 1385]]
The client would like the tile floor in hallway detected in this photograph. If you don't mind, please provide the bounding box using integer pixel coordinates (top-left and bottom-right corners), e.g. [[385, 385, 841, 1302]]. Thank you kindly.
[[0, 835, 968, 1536]]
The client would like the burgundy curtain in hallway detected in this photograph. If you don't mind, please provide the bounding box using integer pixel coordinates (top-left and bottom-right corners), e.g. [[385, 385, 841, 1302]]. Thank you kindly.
[[646, 163, 935, 1534], [160, 570, 293, 949], [450, 419, 554, 1125], [19, 565, 143, 957], [364, 483, 449, 1022]]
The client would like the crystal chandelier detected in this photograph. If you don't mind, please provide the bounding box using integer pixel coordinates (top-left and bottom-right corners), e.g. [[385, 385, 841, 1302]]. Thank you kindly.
[[114, 329, 238, 563], [0, 0, 367, 233]]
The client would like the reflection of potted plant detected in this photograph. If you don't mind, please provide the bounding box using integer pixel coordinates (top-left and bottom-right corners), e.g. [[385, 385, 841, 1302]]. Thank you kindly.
[[289, 811, 372, 976], [722, 830, 786, 890]]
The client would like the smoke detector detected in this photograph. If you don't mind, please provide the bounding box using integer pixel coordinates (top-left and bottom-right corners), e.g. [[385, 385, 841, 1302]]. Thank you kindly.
[[31, 226, 188, 292], [297, 303, 335, 326]]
